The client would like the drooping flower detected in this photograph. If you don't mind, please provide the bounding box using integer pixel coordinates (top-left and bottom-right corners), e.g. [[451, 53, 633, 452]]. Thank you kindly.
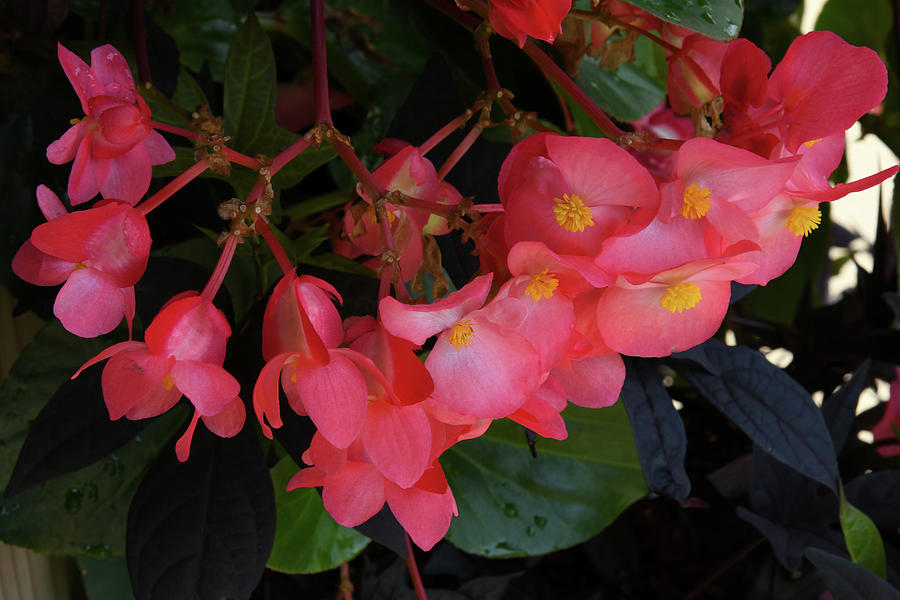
[[12, 185, 150, 338], [47, 43, 175, 206], [74, 292, 244, 461]]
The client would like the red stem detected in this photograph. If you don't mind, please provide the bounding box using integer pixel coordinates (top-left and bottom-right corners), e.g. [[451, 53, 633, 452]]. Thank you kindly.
[[405, 535, 428, 600], [132, 0, 151, 83], [332, 140, 386, 199], [419, 114, 470, 155], [201, 234, 238, 301], [437, 125, 483, 180], [311, 0, 333, 125], [256, 215, 295, 277], [271, 137, 313, 175], [138, 160, 209, 215]]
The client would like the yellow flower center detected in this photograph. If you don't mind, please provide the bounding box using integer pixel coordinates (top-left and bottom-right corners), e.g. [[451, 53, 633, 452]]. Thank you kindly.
[[448, 320, 475, 349], [163, 373, 175, 391], [525, 269, 559, 301], [553, 193, 595, 232], [803, 138, 823, 148], [659, 282, 702, 313], [784, 205, 822, 237], [681, 184, 711, 220]]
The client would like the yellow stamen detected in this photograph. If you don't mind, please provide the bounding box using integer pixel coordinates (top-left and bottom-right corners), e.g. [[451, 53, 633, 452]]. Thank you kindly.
[[784, 205, 822, 237], [448, 320, 475, 349], [681, 184, 711, 220], [163, 373, 175, 391], [553, 193, 595, 232], [803, 138, 823, 149], [659, 282, 702, 313], [525, 269, 559, 301]]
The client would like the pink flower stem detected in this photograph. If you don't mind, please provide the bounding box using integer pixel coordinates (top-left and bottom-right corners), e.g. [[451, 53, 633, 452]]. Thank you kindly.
[[471, 203, 505, 213], [311, 0, 333, 125], [138, 160, 209, 215], [437, 124, 483, 181], [419, 114, 471, 155], [201, 233, 238, 301], [256, 215, 296, 277], [151, 121, 197, 139], [271, 137, 313, 175], [132, 0, 152, 83], [405, 534, 429, 600], [336, 562, 353, 600], [393, 194, 457, 219], [520, 39, 626, 141], [332, 139, 386, 199]]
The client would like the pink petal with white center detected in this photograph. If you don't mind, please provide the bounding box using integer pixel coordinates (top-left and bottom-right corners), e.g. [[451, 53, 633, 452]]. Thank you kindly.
[[321, 461, 386, 527], [426, 317, 542, 418], [54, 268, 127, 337], [101, 348, 176, 419], [597, 280, 733, 357], [89, 45, 136, 102], [385, 465, 456, 551], [203, 396, 245, 438], [379, 274, 492, 345], [68, 134, 100, 205], [252, 352, 294, 438], [143, 130, 176, 165], [362, 401, 432, 489], [47, 121, 90, 166], [291, 352, 368, 449], [12, 241, 74, 286], [97, 142, 152, 205], [170, 360, 241, 416], [552, 353, 625, 408]]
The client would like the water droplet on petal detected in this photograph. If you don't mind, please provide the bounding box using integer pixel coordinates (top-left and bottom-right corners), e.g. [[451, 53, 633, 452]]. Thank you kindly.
[[107, 53, 115, 61]]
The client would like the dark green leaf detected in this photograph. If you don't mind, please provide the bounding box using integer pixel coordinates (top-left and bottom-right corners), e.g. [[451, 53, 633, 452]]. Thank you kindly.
[[78, 556, 135, 600], [627, 0, 743, 41], [444, 404, 646, 557], [149, 0, 240, 81], [806, 548, 900, 600], [839, 487, 887, 579], [575, 57, 665, 123], [816, 0, 892, 53], [267, 456, 368, 573], [0, 322, 185, 556], [671, 339, 839, 492]]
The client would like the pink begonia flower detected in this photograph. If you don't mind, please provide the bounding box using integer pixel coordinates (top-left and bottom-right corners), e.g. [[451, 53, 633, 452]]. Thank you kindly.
[[720, 32, 888, 156], [666, 33, 729, 115], [12, 185, 150, 338], [47, 43, 174, 206], [595, 241, 760, 357], [872, 368, 900, 457], [499, 134, 658, 276], [74, 292, 244, 461], [488, 0, 571, 48], [289, 433, 458, 550]]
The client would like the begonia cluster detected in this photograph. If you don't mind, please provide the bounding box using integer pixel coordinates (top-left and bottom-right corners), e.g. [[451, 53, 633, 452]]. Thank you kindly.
[[13, 0, 898, 552]]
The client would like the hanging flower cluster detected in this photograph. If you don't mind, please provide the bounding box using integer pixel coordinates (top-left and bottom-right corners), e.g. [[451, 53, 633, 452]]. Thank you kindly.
[[12, 0, 898, 553]]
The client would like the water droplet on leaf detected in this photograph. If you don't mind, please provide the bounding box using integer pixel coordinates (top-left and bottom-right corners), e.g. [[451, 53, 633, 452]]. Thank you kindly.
[[65, 488, 83, 513], [503, 503, 518, 517], [534, 515, 547, 528]]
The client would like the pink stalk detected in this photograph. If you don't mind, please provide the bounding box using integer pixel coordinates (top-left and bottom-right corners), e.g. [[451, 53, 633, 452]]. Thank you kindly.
[[150, 121, 260, 168], [471, 203, 505, 213], [151, 121, 198, 140], [271, 137, 313, 175], [419, 114, 471, 155], [311, 0, 333, 125], [256, 216, 296, 277], [437, 124, 483, 181], [332, 141, 386, 199], [138, 160, 209, 215], [201, 233, 238, 301], [405, 534, 429, 600]]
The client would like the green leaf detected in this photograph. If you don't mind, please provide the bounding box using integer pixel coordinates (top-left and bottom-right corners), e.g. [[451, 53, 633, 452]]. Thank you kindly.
[[298, 253, 378, 278], [267, 456, 369, 573], [839, 485, 887, 579], [575, 57, 666, 123], [78, 556, 135, 600], [283, 189, 354, 222], [444, 404, 647, 557], [0, 323, 186, 556], [816, 0, 892, 54], [149, 0, 240, 81], [627, 0, 744, 41], [172, 68, 212, 114]]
